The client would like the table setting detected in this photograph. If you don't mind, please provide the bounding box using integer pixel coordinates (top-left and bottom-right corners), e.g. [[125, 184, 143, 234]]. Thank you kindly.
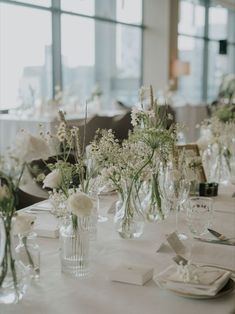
[[0, 86, 235, 313]]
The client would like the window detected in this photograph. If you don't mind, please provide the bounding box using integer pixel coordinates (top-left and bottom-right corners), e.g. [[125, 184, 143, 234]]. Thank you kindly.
[[178, 0, 235, 103], [0, 0, 143, 110], [178, 35, 204, 102], [0, 3, 52, 109]]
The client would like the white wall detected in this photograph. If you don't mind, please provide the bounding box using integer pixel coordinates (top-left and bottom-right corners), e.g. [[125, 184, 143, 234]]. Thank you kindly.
[[142, 0, 171, 91]]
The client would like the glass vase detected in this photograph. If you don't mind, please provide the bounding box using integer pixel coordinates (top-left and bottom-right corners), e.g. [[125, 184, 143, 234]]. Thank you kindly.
[[211, 144, 230, 183], [15, 232, 40, 279], [142, 174, 164, 222], [114, 181, 145, 239], [0, 218, 30, 304], [59, 216, 90, 277]]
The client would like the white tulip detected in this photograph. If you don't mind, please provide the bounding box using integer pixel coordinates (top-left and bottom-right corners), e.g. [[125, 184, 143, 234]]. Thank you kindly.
[[15, 130, 52, 163], [43, 169, 62, 189], [13, 213, 36, 235], [68, 191, 93, 217]]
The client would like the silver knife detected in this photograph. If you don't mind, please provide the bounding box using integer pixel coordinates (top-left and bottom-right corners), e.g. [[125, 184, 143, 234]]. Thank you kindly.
[[194, 237, 235, 246], [207, 228, 229, 241]]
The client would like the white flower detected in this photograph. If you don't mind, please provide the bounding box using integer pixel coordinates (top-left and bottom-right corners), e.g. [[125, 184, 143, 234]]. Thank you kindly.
[[15, 130, 52, 162], [0, 185, 10, 201], [43, 169, 62, 189], [131, 108, 139, 126], [13, 213, 36, 235], [68, 191, 93, 217]]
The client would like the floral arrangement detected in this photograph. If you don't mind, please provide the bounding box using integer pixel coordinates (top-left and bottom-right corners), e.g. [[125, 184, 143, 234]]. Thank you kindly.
[[37, 110, 96, 228], [0, 131, 52, 303], [211, 102, 235, 123], [197, 116, 235, 182], [90, 86, 178, 230]]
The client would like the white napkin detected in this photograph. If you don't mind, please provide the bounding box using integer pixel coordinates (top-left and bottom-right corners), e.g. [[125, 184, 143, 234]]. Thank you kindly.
[[154, 265, 231, 296]]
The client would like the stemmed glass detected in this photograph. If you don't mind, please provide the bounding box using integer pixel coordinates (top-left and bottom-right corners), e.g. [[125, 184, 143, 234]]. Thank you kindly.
[[159, 165, 190, 240]]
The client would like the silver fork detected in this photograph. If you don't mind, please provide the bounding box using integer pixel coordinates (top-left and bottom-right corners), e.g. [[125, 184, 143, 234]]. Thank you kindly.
[[173, 254, 235, 276]]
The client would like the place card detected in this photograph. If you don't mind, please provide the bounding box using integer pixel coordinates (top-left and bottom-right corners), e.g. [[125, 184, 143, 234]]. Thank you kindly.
[[109, 264, 154, 286], [166, 232, 185, 254]]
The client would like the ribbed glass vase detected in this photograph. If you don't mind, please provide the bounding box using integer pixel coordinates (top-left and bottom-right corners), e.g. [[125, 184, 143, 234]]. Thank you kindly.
[[59, 216, 90, 277]]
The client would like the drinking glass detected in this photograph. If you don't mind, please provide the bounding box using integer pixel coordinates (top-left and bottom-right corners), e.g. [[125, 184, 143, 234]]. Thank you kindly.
[[159, 167, 190, 240], [187, 197, 213, 237]]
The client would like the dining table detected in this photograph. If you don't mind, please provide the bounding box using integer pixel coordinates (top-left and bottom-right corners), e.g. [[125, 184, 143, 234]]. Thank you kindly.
[[1, 184, 235, 314]]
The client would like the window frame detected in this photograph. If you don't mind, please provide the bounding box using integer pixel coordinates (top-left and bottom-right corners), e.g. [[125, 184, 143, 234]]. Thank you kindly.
[[0, 0, 144, 102], [178, 0, 235, 102]]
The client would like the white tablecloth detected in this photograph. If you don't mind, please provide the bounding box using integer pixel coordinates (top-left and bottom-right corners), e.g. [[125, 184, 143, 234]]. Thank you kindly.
[[1, 185, 235, 314]]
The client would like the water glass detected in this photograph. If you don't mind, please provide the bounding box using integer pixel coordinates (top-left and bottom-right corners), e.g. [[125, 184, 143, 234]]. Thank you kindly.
[[187, 197, 213, 236]]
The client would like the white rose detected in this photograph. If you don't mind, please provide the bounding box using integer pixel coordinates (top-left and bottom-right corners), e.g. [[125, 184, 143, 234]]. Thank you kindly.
[[43, 169, 62, 189], [13, 213, 36, 235], [68, 191, 93, 217], [0, 185, 10, 201], [15, 130, 52, 162]]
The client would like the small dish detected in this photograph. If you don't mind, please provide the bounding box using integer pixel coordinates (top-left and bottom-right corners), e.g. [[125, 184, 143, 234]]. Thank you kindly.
[[168, 278, 234, 299]]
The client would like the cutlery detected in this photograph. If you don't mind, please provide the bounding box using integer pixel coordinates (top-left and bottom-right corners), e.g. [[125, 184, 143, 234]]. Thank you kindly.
[[207, 228, 230, 241], [194, 237, 235, 246]]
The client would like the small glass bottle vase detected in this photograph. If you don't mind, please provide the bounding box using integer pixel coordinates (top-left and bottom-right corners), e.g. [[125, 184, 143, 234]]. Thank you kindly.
[[114, 182, 145, 239], [60, 216, 90, 277], [15, 232, 40, 279], [0, 218, 30, 304], [142, 174, 164, 222], [212, 144, 230, 184]]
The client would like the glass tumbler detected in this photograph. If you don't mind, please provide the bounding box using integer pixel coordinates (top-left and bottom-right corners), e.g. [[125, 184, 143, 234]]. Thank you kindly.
[[187, 197, 213, 237]]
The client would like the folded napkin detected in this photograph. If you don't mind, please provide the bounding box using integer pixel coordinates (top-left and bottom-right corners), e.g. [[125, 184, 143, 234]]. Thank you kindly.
[[154, 265, 231, 296]]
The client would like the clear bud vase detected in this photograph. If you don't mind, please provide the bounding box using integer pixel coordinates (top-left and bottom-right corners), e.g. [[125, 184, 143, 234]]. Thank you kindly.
[[209, 143, 230, 183], [0, 218, 30, 304], [59, 215, 90, 277], [114, 180, 145, 239], [142, 174, 164, 222], [15, 232, 40, 279]]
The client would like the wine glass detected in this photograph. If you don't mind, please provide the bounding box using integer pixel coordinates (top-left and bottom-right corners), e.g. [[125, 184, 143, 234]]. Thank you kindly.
[[160, 167, 190, 240]]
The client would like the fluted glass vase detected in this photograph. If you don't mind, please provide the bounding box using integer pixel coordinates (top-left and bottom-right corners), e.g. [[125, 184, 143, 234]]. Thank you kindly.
[[114, 181, 145, 239], [0, 218, 30, 304], [60, 216, 90, 277]]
